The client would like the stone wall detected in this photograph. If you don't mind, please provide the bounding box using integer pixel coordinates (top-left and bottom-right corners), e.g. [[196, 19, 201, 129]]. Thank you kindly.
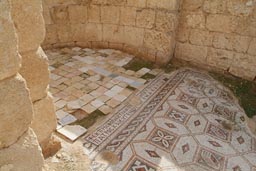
[[42, 0, 180, 64], [0, 0, 56, 169], [175, 0, 256, 80], [0, 0, 44, 170], [10, 0, 57, 150]]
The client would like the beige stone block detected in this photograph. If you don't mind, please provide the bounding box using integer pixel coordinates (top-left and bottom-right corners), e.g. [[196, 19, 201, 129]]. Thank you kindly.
[[56, 24, 72, 42], [176, 25, 190, 43], [203, 0, 227, 14], [182, 0, 204, 11], [206, 14, 238, 33], [50, 5, 69, 24], [144, 30, 172, 53], [31, 93, 57, 147], [147, 0, 179, 10], [184, 12, 205, 29], [206, 48, 233, 70], [68, 5, 87, 24], [0, 128, 44, 171], [248, 38, 256, 55], [174, 43, 207, 63], [235, 18, 256, 37], [127, 0, 146, 7], [103, 24, 124, 43], [156, 50, 173, 65], [10, 0, 45, 53], [20, 47, 50, 102], [136, 9, 155, 29], [227, 0, 254, 17], [124, 26, 144, 47], [44, 0, 79, 6], [156, 11, 177, 32], [107, 0, 126, 5], [88, 5, 100, 23], [0, 0, 20, 80], [229, 53, 256, 80], [120, 7, 136, 26], [101, 6, 120, 24], [44, 24, 59, 45], [0, 74, 33, 149], [189, 29, 212, 46], [232, 35, 251, 53], [71, 23, 102, 42], [212, 33, 233, 50]]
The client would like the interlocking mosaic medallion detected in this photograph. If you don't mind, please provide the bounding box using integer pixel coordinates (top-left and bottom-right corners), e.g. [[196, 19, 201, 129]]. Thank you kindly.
[[197, 148, 224, 170], [206, 123, 230, 141], [149, 129, 177, 150], [128, 159, 156, 171]]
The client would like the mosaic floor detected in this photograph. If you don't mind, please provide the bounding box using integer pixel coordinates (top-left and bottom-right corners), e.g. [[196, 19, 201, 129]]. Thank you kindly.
[[47, 47, 256, 171], [83, 69, 256, 171]]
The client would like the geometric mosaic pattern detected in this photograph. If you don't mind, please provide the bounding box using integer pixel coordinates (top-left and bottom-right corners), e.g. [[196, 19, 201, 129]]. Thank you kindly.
[[83, 69, 256, 171]]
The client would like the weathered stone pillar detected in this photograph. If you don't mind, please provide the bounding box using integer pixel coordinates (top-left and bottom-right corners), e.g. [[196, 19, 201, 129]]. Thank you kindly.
[[0, 0, 44, 170], [9, 0, 57, 151]]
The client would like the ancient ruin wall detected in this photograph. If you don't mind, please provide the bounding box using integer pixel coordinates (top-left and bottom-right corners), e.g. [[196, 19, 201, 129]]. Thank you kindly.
[[0, 0, 44, 170], [42, 0, 180, 64], [0, 0, 57, 169], [175, 0, 256, 80]]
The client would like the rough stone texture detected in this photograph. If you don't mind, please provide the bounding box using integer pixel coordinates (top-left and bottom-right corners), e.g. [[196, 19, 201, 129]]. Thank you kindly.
[[0, 128, 44, 171], [0, 74, 33, 149], [42, 0, 180, 65], [0, 0, 20, 80], [175, 0, 256, 80], [19, 47, 50, 102], [31, 93, 57, 148], [10, 0, 45, 53]]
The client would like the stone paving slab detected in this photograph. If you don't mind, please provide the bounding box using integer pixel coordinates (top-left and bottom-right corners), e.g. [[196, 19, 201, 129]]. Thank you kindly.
[[47, 47, 156, 141]]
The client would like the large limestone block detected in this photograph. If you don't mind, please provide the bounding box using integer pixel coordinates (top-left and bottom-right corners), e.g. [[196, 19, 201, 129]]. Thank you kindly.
[[0, 74, 33, 149], [203, 0, 227, 14], [68, 5, 87, 24], [189, 29, 212, 46], [183, 12, 206, 29], [0, 0, 20, 80], [101, 6, 120, 24], [50, 5, 69, 24], [0, 128, 44, 171], [10, 0, 45, 53], [136, 9, 155, 29], [227, 0, 254, 16], [31, 93, 57, 148], [120, 7, 136, 26], [206, 14, 238, 33], [127, 0, 146, 7], [71, 23, 102, 42], [144, 30, 172, 53], [147, 0, 179, 10], [206, 48, 233, 70], [19, 47, 50, 102], [88, 5, 100, 23], [156, 11, 177, 32], [248, 38, 256, 55], [229, 53, 256, 80], [44, 24, 59, 45], [124, 26, 144, 47], [174, 43, 207, 63], [182, 0, 204, 11], [103, 24, 124, 43]]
